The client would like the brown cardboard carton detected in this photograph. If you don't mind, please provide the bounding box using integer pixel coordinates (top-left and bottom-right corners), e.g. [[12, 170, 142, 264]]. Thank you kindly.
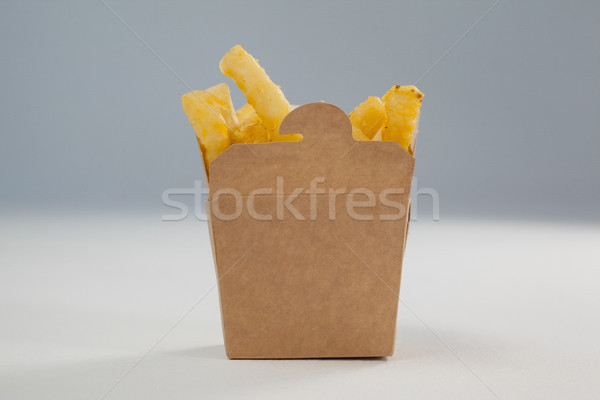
[[207, 103, 414, 358]]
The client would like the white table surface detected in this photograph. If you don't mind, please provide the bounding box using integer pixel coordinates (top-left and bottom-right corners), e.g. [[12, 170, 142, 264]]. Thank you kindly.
[[1, 212, 599, 399]]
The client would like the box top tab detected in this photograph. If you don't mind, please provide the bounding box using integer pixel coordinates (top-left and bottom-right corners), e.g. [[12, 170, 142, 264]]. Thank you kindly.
[[209, 103, 415, 195]]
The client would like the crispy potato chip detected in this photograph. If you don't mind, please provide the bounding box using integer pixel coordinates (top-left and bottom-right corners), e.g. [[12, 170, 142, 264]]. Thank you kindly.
[[349, 96, 386, 140], [220, 45, 292, 141], [381, 85, 423, 154], [182, 90, 231, 173]]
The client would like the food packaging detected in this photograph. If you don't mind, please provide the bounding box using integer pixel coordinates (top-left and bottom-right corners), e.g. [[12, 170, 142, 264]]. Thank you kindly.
[[206, 102, 414, 358]]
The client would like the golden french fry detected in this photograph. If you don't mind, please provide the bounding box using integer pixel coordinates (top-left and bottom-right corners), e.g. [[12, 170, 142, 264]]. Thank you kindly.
[[240, 123, 269, 144], [235, 102, 300, 143], [236, 103, 257, 122], [381, 85, 423, 154], [349, 96, 386, 139], [372, 129, 383, 141], [230, 104, 269, 144], [244, 123, 269, 143], [182, 90, 231, 173], [206, 83, 239, 129], [352, 125, 370, 141], [184, 46, 423, 176], [273, 132, 303, 142], [220, 45, 292, 142]]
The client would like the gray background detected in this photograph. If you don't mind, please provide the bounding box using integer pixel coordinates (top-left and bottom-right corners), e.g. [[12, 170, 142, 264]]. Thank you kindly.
[[1, 0, 599, 220]]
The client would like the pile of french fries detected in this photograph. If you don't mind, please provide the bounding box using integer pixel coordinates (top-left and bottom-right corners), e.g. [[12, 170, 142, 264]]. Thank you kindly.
[[182, 45, 423, 175]]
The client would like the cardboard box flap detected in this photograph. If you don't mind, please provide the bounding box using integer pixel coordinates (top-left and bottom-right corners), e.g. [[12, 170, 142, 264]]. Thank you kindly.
[[209, 103, 415, 195]]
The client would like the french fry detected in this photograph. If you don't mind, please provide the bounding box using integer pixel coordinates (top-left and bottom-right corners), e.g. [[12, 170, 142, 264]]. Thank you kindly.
[[231, 104, 269, 144], [381, 85, 423, 154], [206, 83, 239, 129], [182, 90, 231, 174], [352, 125, 370, 141], [372, 129, 383, 141], [219, 45, 293, 142], [236, 103, 257, 122], [183, 45, 424, 180], [240, 122, 270, 144], [349, 96, 386, 140]]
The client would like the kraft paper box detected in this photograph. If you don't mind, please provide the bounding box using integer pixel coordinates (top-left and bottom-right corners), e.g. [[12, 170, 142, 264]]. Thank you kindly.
[[205, 103, 414, 359]]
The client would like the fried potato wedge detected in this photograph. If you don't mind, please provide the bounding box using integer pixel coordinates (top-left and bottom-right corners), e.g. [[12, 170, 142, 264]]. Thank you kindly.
[[349, 96, 386, 140], [182, 90, 231, 173], [381, 85, 423, 154], [220, 45, 292, 141]]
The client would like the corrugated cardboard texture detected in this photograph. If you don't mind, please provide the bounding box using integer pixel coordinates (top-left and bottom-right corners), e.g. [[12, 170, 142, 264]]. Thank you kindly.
[[208, 103, 415, 358]]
